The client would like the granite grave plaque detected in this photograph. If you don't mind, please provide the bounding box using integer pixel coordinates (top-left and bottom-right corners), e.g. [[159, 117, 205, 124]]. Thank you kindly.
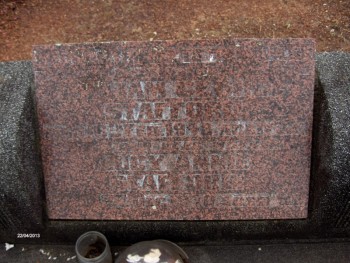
[[33, 39, 315, 220]]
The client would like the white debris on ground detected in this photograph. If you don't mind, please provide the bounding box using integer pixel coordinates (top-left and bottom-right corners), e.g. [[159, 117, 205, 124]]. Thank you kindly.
[[66, 255, 76, 261], [38, 249, 64, 260], [4, 245, 77, 261], [127, 248, 162, 263], [5, 243, 14, 251], [39, 249, 51, 256]]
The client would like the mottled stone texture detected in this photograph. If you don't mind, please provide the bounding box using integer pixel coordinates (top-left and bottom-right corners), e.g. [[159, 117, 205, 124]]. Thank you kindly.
[[1, 51, 350, 244], [0, 61, 44, 241], [33, 39, 315, 220], [312, 53, 350, 228]]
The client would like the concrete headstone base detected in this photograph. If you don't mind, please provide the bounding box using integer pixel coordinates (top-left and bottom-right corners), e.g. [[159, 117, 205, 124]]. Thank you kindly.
[[0, 52, 349, 244]]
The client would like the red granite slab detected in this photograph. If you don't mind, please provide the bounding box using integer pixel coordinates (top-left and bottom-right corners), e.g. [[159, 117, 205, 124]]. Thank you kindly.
[[32, 39, 315, 220]]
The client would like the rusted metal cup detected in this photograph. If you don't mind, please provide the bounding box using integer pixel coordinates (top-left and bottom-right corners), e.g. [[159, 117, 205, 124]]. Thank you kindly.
[[75, 231, 112, 263]]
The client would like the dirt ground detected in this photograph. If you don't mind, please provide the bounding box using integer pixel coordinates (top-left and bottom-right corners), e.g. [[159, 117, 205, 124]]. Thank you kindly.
[[1, 0, 349, 62]]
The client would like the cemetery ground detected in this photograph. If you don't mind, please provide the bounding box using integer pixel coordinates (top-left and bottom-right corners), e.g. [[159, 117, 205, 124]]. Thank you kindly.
[[1, 0, 350, 62]]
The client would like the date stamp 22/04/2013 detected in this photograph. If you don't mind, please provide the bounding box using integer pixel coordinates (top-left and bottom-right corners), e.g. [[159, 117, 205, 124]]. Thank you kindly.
[[17, 233, 40, 238]]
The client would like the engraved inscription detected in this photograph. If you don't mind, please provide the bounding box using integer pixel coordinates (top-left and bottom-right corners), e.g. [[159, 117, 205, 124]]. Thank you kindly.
[[33, 39, 314, 220]]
